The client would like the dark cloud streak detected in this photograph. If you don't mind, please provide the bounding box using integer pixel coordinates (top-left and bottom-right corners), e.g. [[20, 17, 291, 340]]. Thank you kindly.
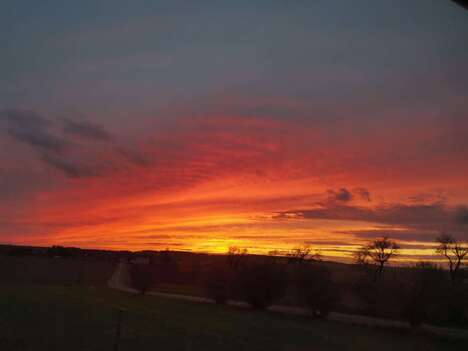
[[354, 187, 371, 201], [2, 109, 68, 153], [276, 201, 468, 239], [327, 188, 353, 202], [7, 128, 67, 153], [455, 206, 468, 225], [62, 118, 112, 142], [1, 109, 148, 179], [40, 153, 97, 179]]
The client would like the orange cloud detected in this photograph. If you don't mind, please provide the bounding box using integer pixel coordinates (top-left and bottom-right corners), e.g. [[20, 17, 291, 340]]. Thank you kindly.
[[1, 107, 467, 262]]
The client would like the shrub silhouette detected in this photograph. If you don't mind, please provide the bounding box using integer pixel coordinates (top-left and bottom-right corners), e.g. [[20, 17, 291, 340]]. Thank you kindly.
[[233, 260, 286, 309], [155, 250, 179, 283], [203, 265, 231, 304], [352, 274, 404, 319], [129, 263, 154, 294], [444, 286, 468, 326], [351, 261, 466, 326], [401, 262, 446, 327], [294, 265, 337, 318], [398, 261, 468, 327]]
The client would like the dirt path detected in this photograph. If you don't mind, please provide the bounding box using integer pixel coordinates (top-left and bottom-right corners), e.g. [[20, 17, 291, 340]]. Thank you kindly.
[[108, 261, 138, 293], [108, 262, 468, 339]]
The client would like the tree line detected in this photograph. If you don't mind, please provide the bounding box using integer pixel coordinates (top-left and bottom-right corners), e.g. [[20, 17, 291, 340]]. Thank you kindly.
[[127, 235, 467, 327]]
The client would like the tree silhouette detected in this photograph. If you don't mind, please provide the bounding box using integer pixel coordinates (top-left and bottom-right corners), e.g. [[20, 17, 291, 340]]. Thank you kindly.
[[227, 246, 248, 268], [435, 234, 468, 286], [286, 246, 321, 265], [355, 237, 399, 280]]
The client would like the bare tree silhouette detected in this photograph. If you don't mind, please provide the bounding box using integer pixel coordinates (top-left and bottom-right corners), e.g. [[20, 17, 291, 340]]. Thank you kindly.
[[435, 234, 468, 286], [227, 246, 248, 268], [353, 246, 370, 266], [286, 246, 321, 265], [355, 237, 400, 280]]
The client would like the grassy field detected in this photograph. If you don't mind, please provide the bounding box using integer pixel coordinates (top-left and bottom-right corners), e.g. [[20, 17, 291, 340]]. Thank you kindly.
[[0, 285, 466, 351], [0, 255, 115, 287]]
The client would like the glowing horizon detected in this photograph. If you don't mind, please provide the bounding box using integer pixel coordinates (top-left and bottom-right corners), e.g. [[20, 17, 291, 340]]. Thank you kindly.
[[1, 0, 467, 262]]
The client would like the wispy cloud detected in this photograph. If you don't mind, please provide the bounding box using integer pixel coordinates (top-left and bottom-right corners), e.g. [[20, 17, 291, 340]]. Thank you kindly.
[[62, 118, 112, 142], [1, 109, 147, 179], [276, 201, 468, 240], [40, 152, 97, 179], [2, 109, 69, 153]]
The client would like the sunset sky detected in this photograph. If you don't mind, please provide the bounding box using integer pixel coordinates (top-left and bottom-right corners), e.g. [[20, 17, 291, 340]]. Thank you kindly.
[[1, 0, 467, 262]]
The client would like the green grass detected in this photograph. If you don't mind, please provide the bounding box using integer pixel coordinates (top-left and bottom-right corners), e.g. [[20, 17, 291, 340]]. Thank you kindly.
[[153, 283, 204, 297], [0, 255, 115, 287], [0, 285, 465, 351]]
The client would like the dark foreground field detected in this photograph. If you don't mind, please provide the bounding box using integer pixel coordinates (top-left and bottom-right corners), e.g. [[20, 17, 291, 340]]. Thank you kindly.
[[0, 285, 465, 351]]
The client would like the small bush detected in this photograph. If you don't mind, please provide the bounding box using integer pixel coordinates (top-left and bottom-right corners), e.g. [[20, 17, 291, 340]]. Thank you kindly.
[[402, 289, 426, 327], [400, 264, 443, 327], [352, 275, 403, 319], [294, 265, 338, 318], [233, 260, 287, 309], [445, 286, 468, 326], [155, 251, 179, 283], [129, 263, 154, 294], [203, 265, 231, 304]]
